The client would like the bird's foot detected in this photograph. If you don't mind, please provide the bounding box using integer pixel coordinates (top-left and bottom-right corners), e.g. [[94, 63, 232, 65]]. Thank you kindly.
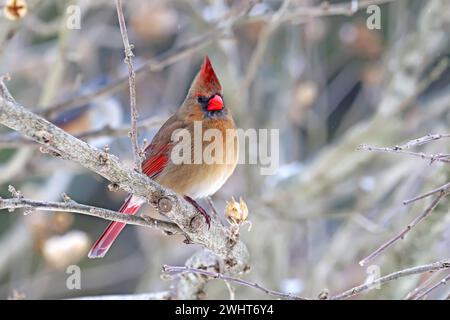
[[184, 195, 211, 229]]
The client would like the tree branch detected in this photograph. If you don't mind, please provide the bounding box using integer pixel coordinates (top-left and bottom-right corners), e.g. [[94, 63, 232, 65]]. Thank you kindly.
[[359, 144, 450, 164], [332, 259, 450, 300], [0, 197, 181, 235], [358, 132, 450, 165], [414, 273, 450, 300], [163, 265, 308, 300], [358, 132, 450, 266], [115, 0, 141, 172], [359, 191, 447, 266], [403, 181, 450, 205]]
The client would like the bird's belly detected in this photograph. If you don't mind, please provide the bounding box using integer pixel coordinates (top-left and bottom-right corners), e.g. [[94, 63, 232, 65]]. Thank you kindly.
[[184, 164, 233, 198], [155, 162, 236, 199]]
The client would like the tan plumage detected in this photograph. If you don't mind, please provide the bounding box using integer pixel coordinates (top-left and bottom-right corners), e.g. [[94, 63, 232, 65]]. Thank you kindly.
[[89, 56, 237, 258]]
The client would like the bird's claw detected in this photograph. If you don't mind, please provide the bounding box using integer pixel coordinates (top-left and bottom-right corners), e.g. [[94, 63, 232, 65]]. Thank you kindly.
[[184, 195, 211, 228]]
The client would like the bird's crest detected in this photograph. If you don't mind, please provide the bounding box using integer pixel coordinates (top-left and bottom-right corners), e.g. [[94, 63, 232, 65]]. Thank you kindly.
[[190, 55, 222, 96]]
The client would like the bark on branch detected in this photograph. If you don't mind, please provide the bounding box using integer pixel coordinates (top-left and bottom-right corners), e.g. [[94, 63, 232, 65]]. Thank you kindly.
[[332, 259, 450, 300], [0, 197, 181, 235]]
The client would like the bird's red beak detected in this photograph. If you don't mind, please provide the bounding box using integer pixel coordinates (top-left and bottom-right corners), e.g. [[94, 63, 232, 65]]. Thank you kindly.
[[207, 95, 223, 111]]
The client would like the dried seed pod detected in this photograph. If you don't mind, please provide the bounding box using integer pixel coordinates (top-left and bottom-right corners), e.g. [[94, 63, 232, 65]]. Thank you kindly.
[[225, 197, 249, 224], [3, 0, 28, 21]]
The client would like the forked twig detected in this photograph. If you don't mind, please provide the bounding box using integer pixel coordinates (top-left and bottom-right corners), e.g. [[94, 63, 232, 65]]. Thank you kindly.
[[359, 191, 447, 266]]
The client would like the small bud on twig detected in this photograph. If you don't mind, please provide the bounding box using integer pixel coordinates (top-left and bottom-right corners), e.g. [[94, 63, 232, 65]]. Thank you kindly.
[[8, 185, 22, 199], [108, 183, 120, 192], [318, 288, 329, 300], [62, 193, 72, 203]]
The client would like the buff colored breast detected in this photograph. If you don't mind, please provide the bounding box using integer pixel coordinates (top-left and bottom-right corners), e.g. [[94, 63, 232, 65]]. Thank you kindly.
[[155, 116, 238, 198]]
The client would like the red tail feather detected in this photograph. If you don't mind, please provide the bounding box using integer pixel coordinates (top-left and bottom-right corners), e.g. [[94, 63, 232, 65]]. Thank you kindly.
[[88, 195, 144, 259]]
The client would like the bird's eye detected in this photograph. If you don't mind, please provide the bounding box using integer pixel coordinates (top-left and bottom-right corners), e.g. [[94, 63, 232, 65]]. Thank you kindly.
[[197, 96, 209, 104]]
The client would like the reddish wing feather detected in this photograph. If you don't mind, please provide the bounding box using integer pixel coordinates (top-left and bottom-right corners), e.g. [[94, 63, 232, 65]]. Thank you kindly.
[[142, 143, 172, 178], [141, 117, 185, 179], [142, 154, 168, 178]]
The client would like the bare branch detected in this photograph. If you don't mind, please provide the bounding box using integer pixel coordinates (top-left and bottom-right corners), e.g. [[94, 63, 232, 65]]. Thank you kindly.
[[359, 191, 447, 266], [358, 131, 450, 165], [394, 134, 450, 149], [404, 269, 444, 299], [115, 0, 141, 172], [163, 265, 308, 300], [332, 259, 450, 300], [0, 197, 181, 235], [403, 181, 450, 205], [414, 272, 450, 299], [358, 144, 450, 164], [358, 131, 450, 266]]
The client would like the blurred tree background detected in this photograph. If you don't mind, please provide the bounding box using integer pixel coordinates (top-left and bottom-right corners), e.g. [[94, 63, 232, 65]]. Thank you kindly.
[[0, 0, 450, 299]]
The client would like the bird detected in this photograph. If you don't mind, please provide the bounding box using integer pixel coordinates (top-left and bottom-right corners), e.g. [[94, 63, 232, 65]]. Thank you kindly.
[[88, 55, 238, 258]]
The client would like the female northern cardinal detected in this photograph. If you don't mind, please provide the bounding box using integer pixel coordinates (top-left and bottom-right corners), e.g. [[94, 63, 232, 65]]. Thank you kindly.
[[88, 56, 238, 258]]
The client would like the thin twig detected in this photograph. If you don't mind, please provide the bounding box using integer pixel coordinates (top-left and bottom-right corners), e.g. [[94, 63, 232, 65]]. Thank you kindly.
[[404, 269, 446, 300], [358, 142, 450, 165], [206, 196, 222, 224], [163, 265, 308, 300], [224, 280, 236, 300], [358, 132, 450, 265], [403, 181, 450, 205], [414, 273, 450, 300], [358, 132, 450, 151], [359, 191, 447, 266], [0, 197, 182, 235], [115, 0, 141, 172], [396, 134, 450, 149], [332, 259, 450, 300], [240, 0, 291, 92]]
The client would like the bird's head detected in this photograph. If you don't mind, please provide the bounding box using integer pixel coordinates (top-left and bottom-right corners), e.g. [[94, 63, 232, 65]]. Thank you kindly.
[[182, 55, 226, 120]]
